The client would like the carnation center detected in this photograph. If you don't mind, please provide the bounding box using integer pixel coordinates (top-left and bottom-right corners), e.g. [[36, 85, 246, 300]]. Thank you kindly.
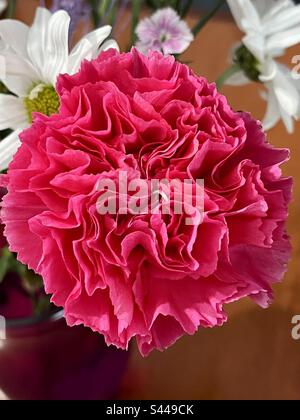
[[160, 32, 168, 43], [24, 83, 60, 123]]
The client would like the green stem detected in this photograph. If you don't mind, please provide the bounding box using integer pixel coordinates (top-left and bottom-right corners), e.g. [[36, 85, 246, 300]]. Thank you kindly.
[[90, 0, 101, 28], [131, 0, 142, 45], [181, 0, 194, 18], [145, 0, 156, 9], [192, 0, 226, 36], [216, 64, 241, 90], [6, 0, 16, 19], [99, 0, 110, 18], [175, 0, 182, 13], [107, 3, 117, 27]]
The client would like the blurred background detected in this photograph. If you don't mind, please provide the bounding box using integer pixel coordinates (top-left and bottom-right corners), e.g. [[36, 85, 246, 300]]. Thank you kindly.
[[3, 0, 300, 400]]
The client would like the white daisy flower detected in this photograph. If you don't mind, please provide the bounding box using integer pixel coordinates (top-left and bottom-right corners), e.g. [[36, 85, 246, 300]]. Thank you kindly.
[[225, 0, 300, 133], [0, 7, 119, 171]]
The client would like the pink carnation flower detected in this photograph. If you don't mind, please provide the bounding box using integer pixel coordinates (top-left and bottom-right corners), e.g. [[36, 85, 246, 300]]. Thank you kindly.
[[1, 49, 292, 356], [136, 8, 194, 55]]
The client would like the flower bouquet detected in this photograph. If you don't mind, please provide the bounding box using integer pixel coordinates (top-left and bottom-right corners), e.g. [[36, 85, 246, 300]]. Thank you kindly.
[[0, 0, 297, 400]]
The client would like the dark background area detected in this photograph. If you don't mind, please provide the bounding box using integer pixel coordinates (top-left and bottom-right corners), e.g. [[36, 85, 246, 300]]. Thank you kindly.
[[197, 0, 300, 10]]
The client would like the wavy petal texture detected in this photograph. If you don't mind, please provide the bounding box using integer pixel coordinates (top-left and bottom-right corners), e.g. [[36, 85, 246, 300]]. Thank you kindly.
[[1, 50, 292, 356]]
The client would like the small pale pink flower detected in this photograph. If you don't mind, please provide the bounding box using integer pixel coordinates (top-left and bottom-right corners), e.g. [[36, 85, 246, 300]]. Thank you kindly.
[[136, 8, 194, 55]]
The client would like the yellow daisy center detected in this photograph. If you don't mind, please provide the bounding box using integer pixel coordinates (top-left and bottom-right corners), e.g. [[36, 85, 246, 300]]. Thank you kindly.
[[24, 83, 60, 123]]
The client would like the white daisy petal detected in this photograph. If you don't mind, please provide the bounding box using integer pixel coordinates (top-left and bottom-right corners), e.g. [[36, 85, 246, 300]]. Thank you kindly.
[[0, 129, 22, 172], [279, 107, 295, 134], [267, 27, 300, 52], [254, 0, 292, 20], [243, 33, 265, 63], [227, 0, 260, 32], [264, 6, 300, 36], [261, 0, 296, 22], [0, 94, 28, 131], [2, 7, 118, 90], [227, 0, 245, 31], [262, 88, 281, 131], [80, 25, 112, 52], [227, 0, 300, 133], [0, 19, 29, 57], [67, 38, 92, 75], [0, 49, 39, 96], [100, 39, 120, 53], [42, 11, 70, 84], [1, 75, 31, 98], [26, 7, 52, 79], [273, 68, 299, 117], [69, 26, 113, 73]]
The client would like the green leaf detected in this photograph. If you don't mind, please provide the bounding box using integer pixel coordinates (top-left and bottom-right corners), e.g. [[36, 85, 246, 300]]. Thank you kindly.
[[0, 82, 9, 95], [6, 0, 16, 19], [90, 0, 101, 28], [131, 0, 142, 45], [0, 247, 43, 290], [98, 0, 111, 18], [107, 2, 118, 27], [145, 0, 182, 13], [216, 63, 241, 90], [21, 270, 44, 295], [0, 248, 13, 283], [33, 295, 53, 318], [0, 247, 51, 318]]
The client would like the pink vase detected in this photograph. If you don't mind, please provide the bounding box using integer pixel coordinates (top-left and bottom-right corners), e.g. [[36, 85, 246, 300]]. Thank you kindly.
[[0, 310, 129, 400]]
